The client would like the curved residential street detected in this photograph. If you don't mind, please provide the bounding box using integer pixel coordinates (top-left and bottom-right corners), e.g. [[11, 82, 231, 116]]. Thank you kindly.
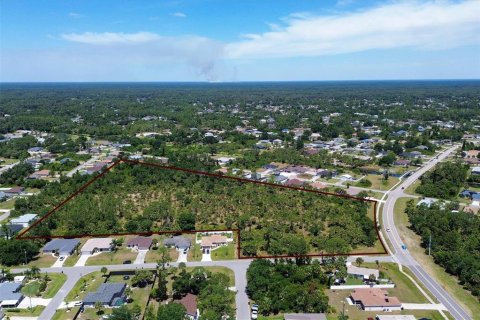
[[381, 145, 472, 320]]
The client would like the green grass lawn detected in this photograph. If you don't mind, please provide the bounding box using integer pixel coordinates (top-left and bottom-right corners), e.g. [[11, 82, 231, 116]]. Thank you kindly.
[[1, 253, 58, 269], [394, 197, 480, 318], [52, 306, 81, 320], [187, 266, 235, 287], [44, 273, 68, 298], [63, 254, 81, 267], [85, 248, 138, 266], [344, 275, 364, 285], [211, 243, 236, 260], [0, 158, 19, 165], [365, 174, 399, 190], [0, 198, 15, 209], [187, 243, 202, 261], [404, 179, 421, 195], [145, 247, 179, 263], [4, 305, 45, 317], [65, 271, 103, 301], [363, 262, 428, 303]]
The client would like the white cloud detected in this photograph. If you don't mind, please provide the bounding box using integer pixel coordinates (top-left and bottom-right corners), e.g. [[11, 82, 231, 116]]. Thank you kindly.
[[226, 0, 480, 59], [61, 32, 161, 45], [171, 12, 187, 18], [69, 12, 84, 18], [55, 32, 231, 80]]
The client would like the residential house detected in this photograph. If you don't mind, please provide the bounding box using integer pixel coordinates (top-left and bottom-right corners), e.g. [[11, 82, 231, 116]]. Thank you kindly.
[[4, 187, 24, 197], [285, 178, 304, 187], [417, 198, 437, 208], [471, 167, 480, 175], [347, 263, 379, 280], [200, 235, 227, 252], [43, 239, 80, 256], [350, 288, 402, 311], [0, 283, 24, 308], [83, 283, 126, 307], [81, 238, 113, 254], [9, 213, 37, 228], [0, 224, 24, 239], [394, 159, 411, 167], [464, 150, 480, 159], [27, 146, 44, 155], [28, 169, 50, 179], [284, 314, 327, 320], [126, 236, 153, 250], [401, 151, 422, 159], [178, 293, 200, 320], [0, 192, 7, 201], [163, 236, 191, 251]]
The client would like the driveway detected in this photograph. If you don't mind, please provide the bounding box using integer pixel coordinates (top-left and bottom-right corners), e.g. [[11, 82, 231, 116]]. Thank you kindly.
[[74, 254, 91, 267], [18, 297, 52, 308], [134, 250, 148, 264], [201, 252, 212, 262], [177, 250, 187, 263], [51, 256, 66, 268]]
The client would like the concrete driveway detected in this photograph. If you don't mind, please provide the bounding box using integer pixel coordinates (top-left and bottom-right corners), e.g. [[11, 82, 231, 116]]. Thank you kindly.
[[74, 254, 91, 267], [177, 250, 187, 263], [134, 250, 148, 264], [18, 297, 52, 308], [201, 252, 212, 262], [51, 256, 66, 268]]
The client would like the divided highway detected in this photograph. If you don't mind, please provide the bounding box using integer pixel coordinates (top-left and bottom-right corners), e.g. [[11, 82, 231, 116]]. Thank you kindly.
[[382, 145, 472, 320]]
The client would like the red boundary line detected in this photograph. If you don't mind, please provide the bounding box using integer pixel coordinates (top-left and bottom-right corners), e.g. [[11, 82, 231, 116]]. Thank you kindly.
[[17, 159, 388, 259]]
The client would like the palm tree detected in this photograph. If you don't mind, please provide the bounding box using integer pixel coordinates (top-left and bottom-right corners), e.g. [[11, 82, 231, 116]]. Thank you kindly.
[[355, 257, 364, 267]]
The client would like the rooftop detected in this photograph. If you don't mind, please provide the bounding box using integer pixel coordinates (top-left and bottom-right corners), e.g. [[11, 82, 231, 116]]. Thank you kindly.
[[178, 293, 198, 316], [83, 283, 126, 305], [351, 288, 401, 307]]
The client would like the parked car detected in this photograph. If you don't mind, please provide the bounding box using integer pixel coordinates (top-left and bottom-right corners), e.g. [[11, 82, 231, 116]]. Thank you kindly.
[[74, 301, 83, 306], [123, 275, 130, 280], [386, 228, 391, 232], [123, 260, 132, 264], [251, 310, 258, 319], [401, 244, 407, 250], [59, 256, 65, 261]]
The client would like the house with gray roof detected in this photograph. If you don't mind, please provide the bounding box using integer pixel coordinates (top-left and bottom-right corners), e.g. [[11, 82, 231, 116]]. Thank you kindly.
[[9, 214, 37, 228], [0, 282, 24, 308], [0, 224, 23, 239], [43, 238, 80, 256], [83, 283, 126, 307], [163, 236, 191, 251]]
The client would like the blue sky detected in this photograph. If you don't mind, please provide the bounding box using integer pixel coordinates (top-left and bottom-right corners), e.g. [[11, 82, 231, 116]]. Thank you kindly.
[[1, 0, 479, 81]]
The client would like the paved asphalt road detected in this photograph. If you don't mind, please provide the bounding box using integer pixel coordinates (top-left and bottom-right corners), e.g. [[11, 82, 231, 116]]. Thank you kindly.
[[0, 161, 20, 174], [382, 145, 472, 320], [13, 259, 252, 320], [65, 156, 100, 177]]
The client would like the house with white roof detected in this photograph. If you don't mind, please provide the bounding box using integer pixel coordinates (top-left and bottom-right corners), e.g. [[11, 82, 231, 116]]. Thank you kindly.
[[9, 213, 37, 228]]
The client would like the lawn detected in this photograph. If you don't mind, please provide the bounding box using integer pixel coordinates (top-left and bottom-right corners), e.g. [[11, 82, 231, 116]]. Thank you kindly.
[[65, 271, 103, 301], [187, 266, 235, 287], [211, 243, 236, 260], [85, 248, 138, 266], [63, 253, 81, 267], [145, 247, 179, 263], [0, 198, 15, 209], [364, 174, 399, 190], [107, 272, 152, 318], [187, 243, 202, 262], [4, 305, 45, 317], [326, 289, 449, 320], [52, 307, 81, 320], [4, 253, 60, 269], [22, 273, 67, 298], [344, 275, 363, 285], [404, 179, 421, 195], [0, 158, 19, 165], [362, 262, 428, 303], [394, 197, 480, 318]]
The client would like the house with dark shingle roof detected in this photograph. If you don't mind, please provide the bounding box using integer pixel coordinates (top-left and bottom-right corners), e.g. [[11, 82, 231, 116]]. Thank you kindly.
[[178, 293, 199, 320], [163, 236, 191, 251], [0, 224, 23, 239], [83, 283, 126, 307], [126, 236, 153, 250], [43, 239, 80, 256]]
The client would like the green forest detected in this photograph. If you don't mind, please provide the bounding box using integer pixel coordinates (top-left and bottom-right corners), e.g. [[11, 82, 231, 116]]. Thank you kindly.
[[416, 162, 469, 199], [405, 200, 480, 298], [19, 160, 377, 257]]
